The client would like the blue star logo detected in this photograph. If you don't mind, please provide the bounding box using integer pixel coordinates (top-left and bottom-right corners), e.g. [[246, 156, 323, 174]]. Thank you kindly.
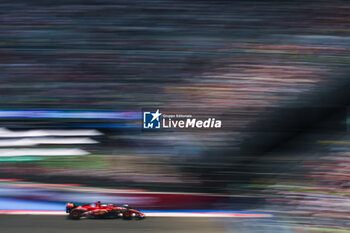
[[143, 109, 162, 129]]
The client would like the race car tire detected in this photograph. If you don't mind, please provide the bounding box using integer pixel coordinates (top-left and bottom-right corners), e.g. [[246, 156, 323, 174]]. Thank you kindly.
[[66, 203, 76, 213], [122, 211, 132, 220], [69, 210, 81, 220], [107, 210, 118, 218]]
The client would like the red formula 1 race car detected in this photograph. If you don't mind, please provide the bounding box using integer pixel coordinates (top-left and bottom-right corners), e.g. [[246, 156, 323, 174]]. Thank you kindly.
[[66, 201, 145, 220]]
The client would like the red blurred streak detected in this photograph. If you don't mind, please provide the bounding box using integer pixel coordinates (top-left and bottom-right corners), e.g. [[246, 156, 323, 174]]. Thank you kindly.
[[11, 183, 84, 188], [0, 179, 24, 182]]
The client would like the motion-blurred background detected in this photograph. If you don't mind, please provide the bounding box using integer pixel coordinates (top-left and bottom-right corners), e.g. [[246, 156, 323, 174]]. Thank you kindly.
[[1, 0, 350, 232]]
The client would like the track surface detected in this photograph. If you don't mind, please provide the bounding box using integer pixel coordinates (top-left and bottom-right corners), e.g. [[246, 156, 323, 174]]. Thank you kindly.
[[0, 215, 228, 233]]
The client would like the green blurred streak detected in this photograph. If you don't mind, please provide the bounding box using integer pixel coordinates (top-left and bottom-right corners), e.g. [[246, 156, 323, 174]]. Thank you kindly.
[[0, 156, 44, 162], [36, 155, 109, 169]]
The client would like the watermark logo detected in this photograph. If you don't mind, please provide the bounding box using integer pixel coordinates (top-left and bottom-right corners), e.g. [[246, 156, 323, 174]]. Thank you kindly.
[[142, 109, 222, 130], [143, 109, 162, 129]]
